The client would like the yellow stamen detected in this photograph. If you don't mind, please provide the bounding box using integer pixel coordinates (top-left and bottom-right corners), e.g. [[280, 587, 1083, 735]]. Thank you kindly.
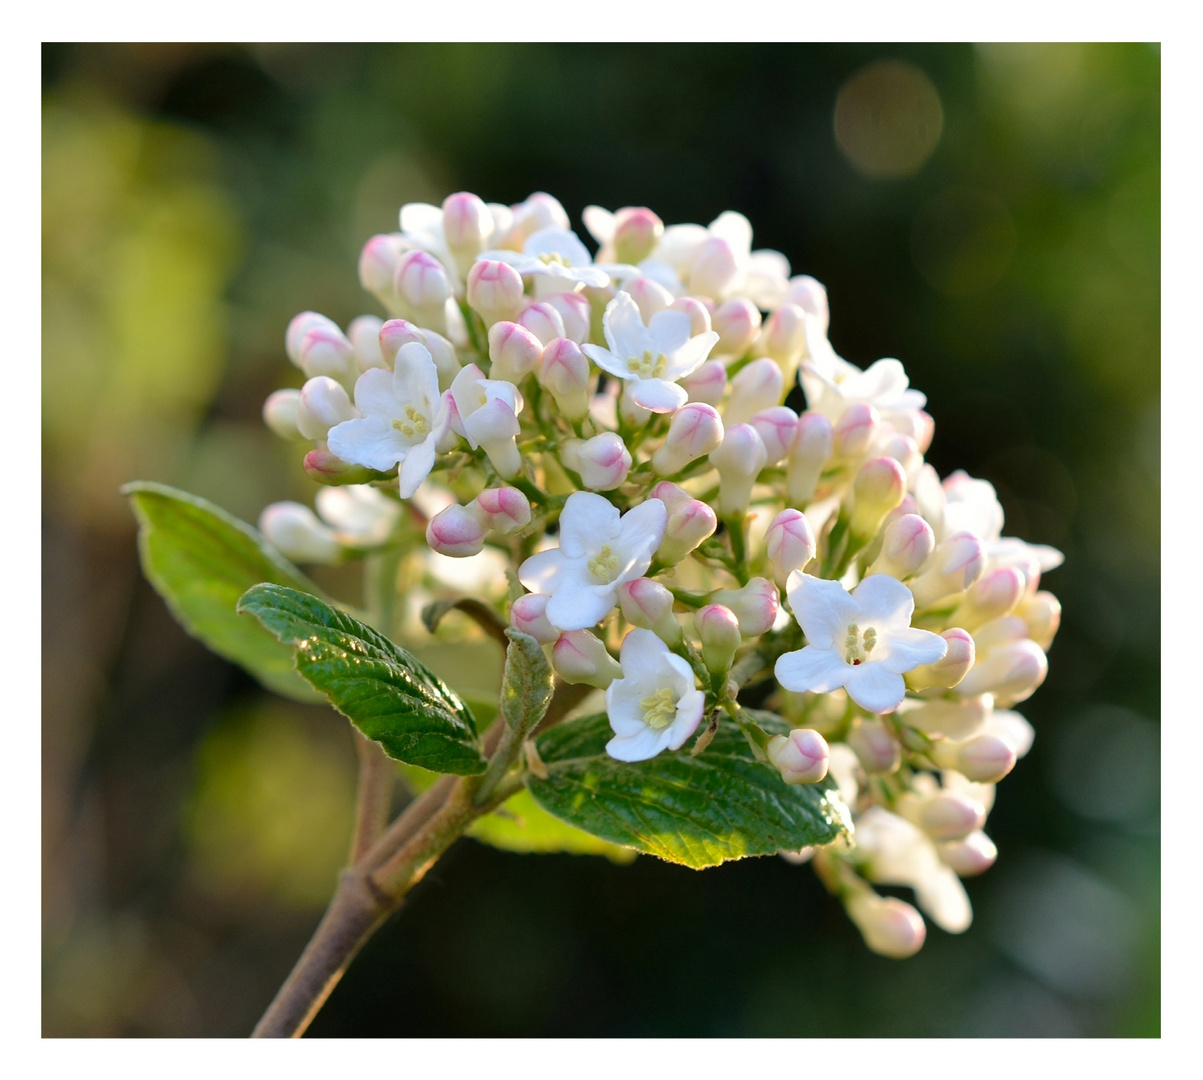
[[640, 687, 678, 730], [587, 544, 619, 583], [628, 350, 669, 379]]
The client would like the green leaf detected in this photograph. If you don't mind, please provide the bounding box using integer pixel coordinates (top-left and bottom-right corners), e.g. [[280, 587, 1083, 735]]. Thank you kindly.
[[500, 628, 553, 736], [238, 584, 487, 775], [526, 711, 848, 869], [468, 789, 637, 864], [124, 481, 324, 702]]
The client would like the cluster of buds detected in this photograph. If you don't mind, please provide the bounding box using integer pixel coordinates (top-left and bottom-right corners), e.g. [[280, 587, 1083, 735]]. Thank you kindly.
[[262, 190, 1062, 957]]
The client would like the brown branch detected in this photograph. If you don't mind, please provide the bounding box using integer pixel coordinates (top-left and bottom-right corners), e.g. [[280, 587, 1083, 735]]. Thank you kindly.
[[349, 732, 395, 863]]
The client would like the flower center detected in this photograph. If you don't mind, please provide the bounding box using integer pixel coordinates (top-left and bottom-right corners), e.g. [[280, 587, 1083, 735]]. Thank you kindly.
[[628, 350, 668, 379], [390, 405, 430, 440], [639, 687, 678, 730], [537, 251, 568, 267], [844, 622, 877, 666], [586, 543, 620, 584]]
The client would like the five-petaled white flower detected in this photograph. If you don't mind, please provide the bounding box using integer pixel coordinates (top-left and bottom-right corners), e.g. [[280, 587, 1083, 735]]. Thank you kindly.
[[327, 342, 446, 498], [775, 573, 948, 715], [478, 227, 617, 291], [605, 628, 706, 762], [582, 291, 720, 413], [518, 491, 666, 632]]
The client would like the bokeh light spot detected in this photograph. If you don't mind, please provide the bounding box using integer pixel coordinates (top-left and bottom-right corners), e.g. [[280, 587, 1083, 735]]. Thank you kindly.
[[834, 60, 943, 179]]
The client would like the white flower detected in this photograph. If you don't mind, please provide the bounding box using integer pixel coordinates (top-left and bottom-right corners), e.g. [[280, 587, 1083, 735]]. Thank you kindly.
[[478, 227, 615, 291], [775, 573, 948, 714], [446, 363, 524, 478], [327, 342, 446, 498], [517, 491, 667, 632], [400, 197, 510, 285], [802, 355, 927, 427], [582, 292, 719, 413], [604, 629, 705, 762]]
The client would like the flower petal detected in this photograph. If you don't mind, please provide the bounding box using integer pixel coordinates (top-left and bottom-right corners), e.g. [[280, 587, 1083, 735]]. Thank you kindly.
[[630, 378, 688, 413], [353, 367, 400, 418], [647, 309, 692, 356], [662, 331, 719, 381], [557, 491, 620, 559], [775, 646, 851, 694], [877, 627, 948, 674], [517, 549, 570, 594], [327, 416, 406, 472], [851, 574, 916, 630], [843, 663, 906, 714], [666, 688, 707, 750], [397, 436, 436, 499], [617, 627, 671, 684], [606, 725, 674, 762], [785, 573, 859, 649], [582, 343, 634, 381], [603, 291, 654, 358], [545, 581, 616, 631], [612, 499, 668, 575]]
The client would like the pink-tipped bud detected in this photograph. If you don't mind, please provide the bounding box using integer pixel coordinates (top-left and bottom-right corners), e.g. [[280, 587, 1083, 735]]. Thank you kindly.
[[395, 249, 451, 319], [358, 234, 408, 308], [724, 358, 785, 426], [850, 457, 907, 539], [847, 893, 926, 959], [867, 514, 936, 580], [847, 717, 901, 774], [880, 433, 921, 478], [348, 315, 387, 372], [787, 412, 835, 505], [571, 432, 632, 490], [302, 448, 374, 486], [709, 423, 769, 519], [263, 389, 304, 441], [697, 604, 742, 673], [296, 376, 357, 441], [932, 733, 1017, 783], [758, 303, 807, 383], [937, 831, 998, 877], [652, 403, 725, 475], [749, 406, 800, 467], [832, 403, 879, 460], [552, 630, 622, 689], [471, 486, 532, 534], [951, 567, 1026, 632], [654, 491, 718, 566], [908, 532, 986, 608], [425, 503, 487, 558], [680, 360, 727, 406], [909, 410, 936, 454], [487, 321, 543, 383], [1017, 590, 1062, 650], [259, 502, 341, 565], [537, 337, 591, 420], [710, 578, 780, 637], [517, 301, 567, 346], [765, 509, 817, 585], [766, 728, 830, 785], [711, 297, 762, 357], [902, 791, 987, 842], [467, 260, 525, 327], [378, 318, 424, 363], [442, 192, 492, 271], [784, 275, 829, 332], [624, 276, 674, 322], [510, 593, 559, 645], [612, 206, 663, 264], [286, 312, 358, 388], [508, 192, 570, 247], [689, 236, 739, 300], [544, 291, 591, 344], [956, 638, 1048, 705], [670, 296, 713, 339], [905, 628, 976, 692], [618, 578, 683, 646]]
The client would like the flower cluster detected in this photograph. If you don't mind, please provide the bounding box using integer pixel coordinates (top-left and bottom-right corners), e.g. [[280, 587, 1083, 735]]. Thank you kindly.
[[260, 190, 1062, 957]]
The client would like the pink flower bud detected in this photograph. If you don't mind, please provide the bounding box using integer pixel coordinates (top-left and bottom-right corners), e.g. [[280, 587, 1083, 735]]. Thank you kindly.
[[467, 260, 525, 326], [711, 298, 762, 357], [847, 893, 926, 959], [263, 389, 303, 441], [710, 578, 780, 637], [847, 717, 901, 773], [765, 509, 817, 585], [697, 604, 742, 673], [787, 412, 834, 505], [784, 275, 829, 332], [624, 276, 674, 322], [297, 376, 357, 441], [689, 236, 739, 300], [471, 486, 532, 534], [378, 318, 424, 363], [286, 312, 357, 388], [910, 411, 936, 454], [552, 630, 622, 689], [867, 513, 935, 579], [655, 495, 718, 566], [347, 315, 387, 372], [612, 206, 663, 264], [537, 337, 591, 420], [1017, 590, 1062, 650], [724, 358, 785, 426], [508, 192, 570, 247], [425, 503, 487, 558], [652, 403, 725, 475], [971, 615, 1029, 655], [670, 295, 713, 338], [904, 628, 976, 692], [259, 502, 341, 565], [956, 638, 1048, 705], [358, 234, 408, 308], [832, 403, 880, 460], [908, 532, 986, 608], [709, 423, 769, 519], [951, 567, 1026, 632], [510, 593, 559, 645], [750, 406, 799, 466], [302, 448, 374, 486], [517, 301, 567, 345], [904, 791, 987, 841], [932, 733, 1017, 783], [619, 386, 652, 428], [395, 249, 451, 314], [879, 433, 921, 477], [544, 291, 591, 344], [850, 457, 907, 539], [442, 191, 492, 269], [937, 831, 998, 877], [757, 303, 807, 383], [487, 321, 543, 383], [680, 360, 727, 407], [573, 432, 632, 490], [766, 728, 830, 785], [618, 578, 683, 647]]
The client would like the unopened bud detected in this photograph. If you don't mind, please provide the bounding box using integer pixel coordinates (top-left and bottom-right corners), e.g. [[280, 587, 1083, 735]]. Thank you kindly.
[[765, 509, 817, 585], [651, 484, 718, 565], [832, 403, 879, 460], [471, 486, 532, 534], [571, 432, 632, 490], [908, 532, 986, 609], [619, 385, 652, 428], [624, 276, 674, 322], [847, 893, 926, 959], [537, 338, 590, 420], [903, 693, 991, 741], [670, 296, 713, 338], [697, 604, 742, 673], [652, 403, 724, 475], [766, 728, 830, 785], [358, 234, 408, 310], [618, 578, 683, 647], [680, 360, 727, 406], [784, 275, 829, 332], [951, 567, 1026, 632], [931, 733, 1017, 784], [544, 291, 591, 344], [442, 191, 493, 272], [510, 593, 559, 645], [612, 206, 663, 264], [689, 236, 739, 300], [849, 457, 907, 539], [880, 433, 921, 478], [724, 358, 784, 426], [847, 717, 901, 774], [425, 503, 487, 558], [867, 514, 935, 580], [395, 250, 451, 327], [750, 406, 799, 467], [758, 303, 807, 384], [487, 321, 543, 383], [711, 297, 761, 357], [956, 638, 1048, 705], [1017, 590, 1062, 650], [286, 312, 358, 389], [508, 192, 570, 246], [901, 791, 987, 842], [937, 831, 998, 877], [709, 423, 768, 519], [349, 315, 387, 372], [259, 502, 341, 565], [552, 630, 622, 689], [297, 376, 357, 441], [302, 448, 374, 486], [971, 615, 1029, 655], [987, 708, 1035, 759], [904, 628, 976, 692], [787, 412, 835, 505], [263, 389, 304, 441], [378, 318, 424, 363], [517, 301, 566, 346], [467, 260, 525, 326], [711, 578, 780, 637]]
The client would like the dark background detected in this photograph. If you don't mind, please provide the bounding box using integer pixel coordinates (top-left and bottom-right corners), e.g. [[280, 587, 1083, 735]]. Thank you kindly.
[[42, 43, 1159, 1037]]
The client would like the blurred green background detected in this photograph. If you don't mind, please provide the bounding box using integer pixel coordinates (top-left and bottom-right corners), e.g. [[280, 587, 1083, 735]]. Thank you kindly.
[[41, 43, 1159, 1037]]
